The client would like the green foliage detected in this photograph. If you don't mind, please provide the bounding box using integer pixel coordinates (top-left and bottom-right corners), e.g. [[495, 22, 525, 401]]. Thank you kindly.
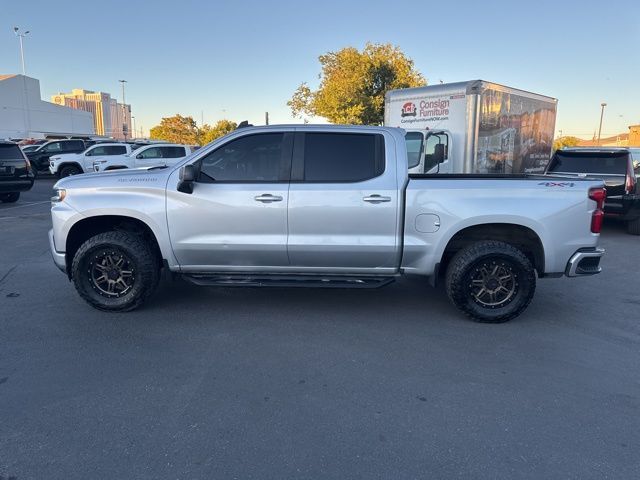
[[199, 119, 237, 145], [288, 42, 426, 125], [149, 114, 200, 145], [553, 136, 581, 151], [150, 116, 237, 146]]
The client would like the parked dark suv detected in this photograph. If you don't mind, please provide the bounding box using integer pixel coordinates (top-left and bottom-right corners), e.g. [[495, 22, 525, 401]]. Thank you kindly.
[[546, 148, 639, 234], [25, 139, 86, 176], [0, 141, 35, 203]]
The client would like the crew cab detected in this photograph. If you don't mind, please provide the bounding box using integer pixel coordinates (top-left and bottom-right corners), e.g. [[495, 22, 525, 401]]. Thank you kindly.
[[1, 141, 35, 203], [49, 143, 133, 177], [26, 139, 86, 176], [49, 125, 605, 323], [546, 147, 639, 235], [91, 144, 192, 172]]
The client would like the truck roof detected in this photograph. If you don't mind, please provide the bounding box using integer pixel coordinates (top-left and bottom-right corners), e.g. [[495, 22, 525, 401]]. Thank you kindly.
[[385, 80, 557, 104], [232, 124, 404, 133]]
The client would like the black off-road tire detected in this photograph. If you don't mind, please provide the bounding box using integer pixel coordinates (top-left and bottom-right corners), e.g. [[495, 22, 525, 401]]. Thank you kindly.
[[445, 241, 536, 323], [59, 164, 82, 178], [627, 218, 640, 235], [71, 231, 160, 312], [0, 192, 20, 203]]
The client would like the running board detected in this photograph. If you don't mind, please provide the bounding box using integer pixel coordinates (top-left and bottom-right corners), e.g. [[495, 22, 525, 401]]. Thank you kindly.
[[181, 273, 396, 289]]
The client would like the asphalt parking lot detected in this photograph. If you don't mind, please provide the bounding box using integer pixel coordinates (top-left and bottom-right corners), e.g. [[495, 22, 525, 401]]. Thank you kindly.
[[1, 178, 639, 479]]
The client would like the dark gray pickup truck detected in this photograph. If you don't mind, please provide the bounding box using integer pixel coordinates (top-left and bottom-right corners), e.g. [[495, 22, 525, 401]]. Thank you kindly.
[[546, 148, 640, 234]]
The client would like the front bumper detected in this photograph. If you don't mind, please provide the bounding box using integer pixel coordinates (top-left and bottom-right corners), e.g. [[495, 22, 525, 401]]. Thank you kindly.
[[48, 229, 66, 273], [565, 248, 605, 277]]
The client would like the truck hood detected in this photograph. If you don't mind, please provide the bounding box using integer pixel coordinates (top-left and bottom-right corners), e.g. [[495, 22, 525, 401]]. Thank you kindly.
[[54, 165, 173, 190]]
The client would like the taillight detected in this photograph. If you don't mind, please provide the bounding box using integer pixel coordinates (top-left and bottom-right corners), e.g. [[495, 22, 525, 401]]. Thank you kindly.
[[589, 187, 606, 234], [625, 161, 636, 194], [25, 158, 32, 172]]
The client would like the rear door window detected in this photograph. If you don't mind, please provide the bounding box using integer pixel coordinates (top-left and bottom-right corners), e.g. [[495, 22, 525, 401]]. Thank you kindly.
[[548, 152, 629, 174], [160, 146, 186, 158], [64, 141, 84, 151], [105, 145, 127, 155], [299, 133, 384, 182]]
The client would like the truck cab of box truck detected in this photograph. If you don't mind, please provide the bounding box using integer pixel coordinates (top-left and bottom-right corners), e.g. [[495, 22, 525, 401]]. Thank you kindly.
[[405, 129, 453, 174]]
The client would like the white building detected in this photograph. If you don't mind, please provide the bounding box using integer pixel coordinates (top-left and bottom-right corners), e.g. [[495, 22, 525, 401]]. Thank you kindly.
[[52, 89, 132, 140], [0, 74, 94, 140]]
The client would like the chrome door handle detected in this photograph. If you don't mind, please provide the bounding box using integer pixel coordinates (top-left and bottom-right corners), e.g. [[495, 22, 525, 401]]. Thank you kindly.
[[254, 194, 283, 203], [363, 194, 391, 204]]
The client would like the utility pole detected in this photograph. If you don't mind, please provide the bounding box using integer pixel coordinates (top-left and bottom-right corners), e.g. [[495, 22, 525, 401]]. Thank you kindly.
[[13, 27, 30, 75], [597, 102, 607, 146], [132, 116, 136, 139], [119, 79, 128, 140], [265, 112, 269, 125]]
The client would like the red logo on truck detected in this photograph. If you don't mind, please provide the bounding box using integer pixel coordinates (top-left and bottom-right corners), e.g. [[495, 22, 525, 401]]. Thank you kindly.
[[401, 102, 417, 117]]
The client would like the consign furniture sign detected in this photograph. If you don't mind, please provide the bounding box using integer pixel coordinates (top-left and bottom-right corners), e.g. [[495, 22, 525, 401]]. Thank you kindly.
[[387, 91, 467, 129]]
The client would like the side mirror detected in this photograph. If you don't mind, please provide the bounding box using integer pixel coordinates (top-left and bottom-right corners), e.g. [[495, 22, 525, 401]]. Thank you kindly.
[[136, 153, 143, 159], [177, 164, 196, 194]]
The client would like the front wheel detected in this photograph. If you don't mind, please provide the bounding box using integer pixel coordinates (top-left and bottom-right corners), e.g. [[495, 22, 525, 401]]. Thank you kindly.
[[71, 231, 160, 311], [59, 164, 82, 178], [445, 241, 536, 323]]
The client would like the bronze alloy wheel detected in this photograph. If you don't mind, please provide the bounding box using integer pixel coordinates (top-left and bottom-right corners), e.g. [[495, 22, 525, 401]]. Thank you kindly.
[[88, 249, 136, 298], [469, 260, 518, 309]]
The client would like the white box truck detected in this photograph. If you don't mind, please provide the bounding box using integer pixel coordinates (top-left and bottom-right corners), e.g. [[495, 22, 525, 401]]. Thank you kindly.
[[384, 80, 557, 174]]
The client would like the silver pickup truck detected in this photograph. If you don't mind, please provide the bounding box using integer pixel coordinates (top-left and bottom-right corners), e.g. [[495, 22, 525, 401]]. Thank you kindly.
[[49, 125, 605, 323]]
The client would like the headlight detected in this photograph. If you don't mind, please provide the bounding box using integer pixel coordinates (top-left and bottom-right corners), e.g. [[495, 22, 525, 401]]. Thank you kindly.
[[51, 188, 66, 202], [93, 160, 107, 164]]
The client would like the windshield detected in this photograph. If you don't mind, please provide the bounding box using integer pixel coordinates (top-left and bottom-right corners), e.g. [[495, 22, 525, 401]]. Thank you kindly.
[[548, 151, 629, 174]]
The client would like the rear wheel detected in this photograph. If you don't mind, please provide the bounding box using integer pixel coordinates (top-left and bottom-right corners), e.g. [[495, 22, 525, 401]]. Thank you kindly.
[[59, 164, 82, 178], [627, 218, 640, 235], [71, 231, 160, 311], [0, 192, 20, 203], [445, 241, 536, 323]]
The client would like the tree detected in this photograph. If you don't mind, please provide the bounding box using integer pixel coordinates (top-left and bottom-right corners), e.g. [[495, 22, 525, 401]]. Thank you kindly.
[[553, 136, 581, 151], [199, 119, 237, 145], [288, 43, 426, 125], [150, 114, 200, 145]]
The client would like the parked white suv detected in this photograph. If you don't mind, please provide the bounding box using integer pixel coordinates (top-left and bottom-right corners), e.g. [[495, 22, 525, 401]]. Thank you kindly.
[[49, 143, 132, 177], [92, 144, 192, 172]]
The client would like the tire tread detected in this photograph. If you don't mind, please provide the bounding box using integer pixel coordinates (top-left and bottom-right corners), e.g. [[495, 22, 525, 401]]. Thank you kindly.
[[445, 240, 536, 323], [71, 231, 159, 312]]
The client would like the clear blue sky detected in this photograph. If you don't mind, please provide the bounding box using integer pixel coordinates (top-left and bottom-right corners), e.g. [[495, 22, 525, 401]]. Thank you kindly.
[[1, 0, 638, 138]]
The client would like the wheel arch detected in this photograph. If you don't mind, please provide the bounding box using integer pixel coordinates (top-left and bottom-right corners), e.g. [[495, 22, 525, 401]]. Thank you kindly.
[[58, 161, 83, 174], [65, 215, 164, 277], [437, 223, 545, 280]]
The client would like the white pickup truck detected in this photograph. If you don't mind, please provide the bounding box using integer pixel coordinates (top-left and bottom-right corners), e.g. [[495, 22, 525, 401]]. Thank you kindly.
[[49, 143, 133, 177], [92, 143, 192, 172], [49, 125, 605, 323]]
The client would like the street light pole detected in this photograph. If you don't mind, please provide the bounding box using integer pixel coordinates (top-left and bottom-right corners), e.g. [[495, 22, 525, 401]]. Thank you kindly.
[[597, 102, 607, 146], [118, 79, 128, 141], [13, 27, 30, 75]]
